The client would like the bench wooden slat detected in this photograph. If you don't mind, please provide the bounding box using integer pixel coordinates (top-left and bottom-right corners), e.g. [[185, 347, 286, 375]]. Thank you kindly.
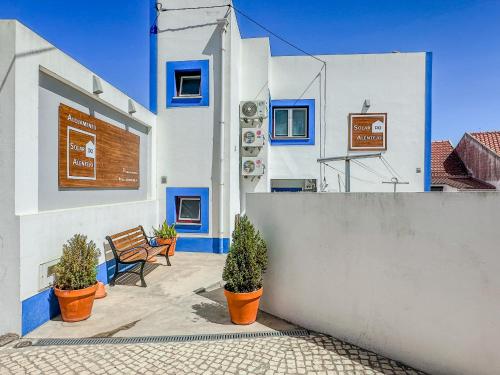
[[109, 226, 143, 240], [106, 225, 171, 287], [113, 235, 147, 250]]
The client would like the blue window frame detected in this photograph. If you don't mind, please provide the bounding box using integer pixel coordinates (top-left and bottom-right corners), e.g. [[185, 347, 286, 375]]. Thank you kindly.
[[166, 60, 209, 107], [269, 99, 315, 145], [166, 187, 209, 233]]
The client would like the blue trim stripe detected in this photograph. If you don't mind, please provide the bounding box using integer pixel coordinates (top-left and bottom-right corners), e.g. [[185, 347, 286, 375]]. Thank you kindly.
[[149, 0, 158, 113], [424, 52, 433, 191], [21, 260, 132, 335], [21, 288, 59, 336], [176, 237, 229, 253], [269, 99, 315, 145], [271, 187, 303, 192], [166, 60, 210, 107], [166, 187, 209, 233]]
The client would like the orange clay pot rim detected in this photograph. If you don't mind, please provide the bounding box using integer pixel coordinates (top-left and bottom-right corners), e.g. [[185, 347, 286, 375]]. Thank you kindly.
[[54, 283, 98, 296], [224, 287, 263, 298]]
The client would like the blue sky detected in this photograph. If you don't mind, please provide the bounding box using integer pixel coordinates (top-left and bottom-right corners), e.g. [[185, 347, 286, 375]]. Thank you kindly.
[[1, 0, 499, 143]]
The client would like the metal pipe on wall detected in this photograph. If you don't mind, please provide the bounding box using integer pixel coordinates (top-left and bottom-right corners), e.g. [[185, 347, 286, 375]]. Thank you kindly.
[[217, 16, 229, 253]]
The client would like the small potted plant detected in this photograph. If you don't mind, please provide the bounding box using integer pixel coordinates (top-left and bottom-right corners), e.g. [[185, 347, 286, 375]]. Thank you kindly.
[[153, 221, 178, 256], [222, 215, 268, 325], [53, 234, 100, 322]]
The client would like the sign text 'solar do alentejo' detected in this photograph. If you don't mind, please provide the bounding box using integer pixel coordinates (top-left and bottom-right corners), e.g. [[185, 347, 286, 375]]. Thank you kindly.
[[348, 113, 387, 151], [58, 104, 140, 189]]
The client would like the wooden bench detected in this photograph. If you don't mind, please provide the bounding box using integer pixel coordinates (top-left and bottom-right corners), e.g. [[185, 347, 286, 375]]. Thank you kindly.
[[106, 226, 171, 287]]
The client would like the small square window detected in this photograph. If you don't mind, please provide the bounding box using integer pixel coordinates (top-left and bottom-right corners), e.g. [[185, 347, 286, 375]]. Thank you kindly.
[[175, 71, 201, 97], [272, 107, 309, 139], [176, 196, 201, 224]]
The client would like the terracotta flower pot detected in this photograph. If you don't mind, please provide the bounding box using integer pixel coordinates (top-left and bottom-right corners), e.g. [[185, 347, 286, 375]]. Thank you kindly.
[[54, 283, 98, 322], [157, 236, 177, 256], [224, 287, 263, 325], [95, 281, 107, 299]]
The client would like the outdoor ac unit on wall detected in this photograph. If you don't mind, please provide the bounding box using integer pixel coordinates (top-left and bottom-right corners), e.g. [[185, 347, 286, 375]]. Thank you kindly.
[[240, 100, 268, 120], [242, 128, 264, 147], [241, 157, 265, 176]]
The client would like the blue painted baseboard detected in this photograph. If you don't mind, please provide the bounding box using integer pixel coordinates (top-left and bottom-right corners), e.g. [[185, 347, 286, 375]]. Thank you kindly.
[[176, 237, 229, 254], [21, 260, 131, 336], [21, 240, 228, 335]]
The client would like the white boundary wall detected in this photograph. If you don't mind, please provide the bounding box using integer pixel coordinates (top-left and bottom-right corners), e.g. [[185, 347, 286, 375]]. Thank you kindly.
[[246, 192, 500, 375], [0, 20, 158, 335]]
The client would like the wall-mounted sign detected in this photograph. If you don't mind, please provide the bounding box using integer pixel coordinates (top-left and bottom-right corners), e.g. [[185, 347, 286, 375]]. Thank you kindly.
[[58, 104, 140, 189], [348, 113, 387, 151]]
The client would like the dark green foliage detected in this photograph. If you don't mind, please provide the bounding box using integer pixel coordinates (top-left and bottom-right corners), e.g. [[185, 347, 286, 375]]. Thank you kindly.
[[222, 215, 268, 293], [54, 234, 100, 290]]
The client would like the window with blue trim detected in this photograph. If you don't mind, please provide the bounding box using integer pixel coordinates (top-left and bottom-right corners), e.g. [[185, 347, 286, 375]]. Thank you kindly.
[[166, 60, 209, 107], [270, 99, 315, 145], [166, 187, 209, 233]]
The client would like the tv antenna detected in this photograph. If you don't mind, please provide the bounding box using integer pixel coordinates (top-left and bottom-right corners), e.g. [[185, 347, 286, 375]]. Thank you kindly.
[[382, 177, 409, 192]]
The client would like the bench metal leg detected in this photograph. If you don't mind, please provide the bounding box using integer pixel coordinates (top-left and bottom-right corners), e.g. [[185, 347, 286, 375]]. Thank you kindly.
[[139, 261, 147, 288], [165, 247, 171, 266], [110, 260, 119, 286]]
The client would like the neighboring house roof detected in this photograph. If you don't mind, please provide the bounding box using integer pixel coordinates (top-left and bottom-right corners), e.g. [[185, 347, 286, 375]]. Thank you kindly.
[[431, 140, 495, 190], [431, 140, 468, 177], [469, 131, 500, 156], [432, 176, 495, 190]]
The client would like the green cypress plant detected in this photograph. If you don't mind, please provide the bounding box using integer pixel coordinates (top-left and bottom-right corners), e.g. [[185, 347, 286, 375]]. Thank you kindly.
[[223, 215, 268, 293], [54, 234, 100, 290]]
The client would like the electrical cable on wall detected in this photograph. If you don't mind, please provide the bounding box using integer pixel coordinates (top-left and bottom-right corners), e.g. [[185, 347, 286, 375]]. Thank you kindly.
[[324, 163, 377, 185], [153, 2, 330, 191], [352, 159, 390, 180], [380, 156, 403, 179]]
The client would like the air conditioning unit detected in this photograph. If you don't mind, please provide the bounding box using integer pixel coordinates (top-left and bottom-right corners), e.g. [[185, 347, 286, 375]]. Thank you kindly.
[[304, 179, 317, 192], [240, 100, 268, 120], [241, 157, 265, 176], [242, 128, 264, 147]]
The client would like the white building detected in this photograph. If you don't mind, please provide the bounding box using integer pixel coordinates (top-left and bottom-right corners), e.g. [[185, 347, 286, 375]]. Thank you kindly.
[[153, 0, 432, 253], [0, 0, 431, 336]]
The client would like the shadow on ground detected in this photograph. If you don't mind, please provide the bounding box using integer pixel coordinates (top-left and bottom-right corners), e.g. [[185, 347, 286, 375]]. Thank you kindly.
[[192, 287, 299, 331], [112, 263, 161, 286]]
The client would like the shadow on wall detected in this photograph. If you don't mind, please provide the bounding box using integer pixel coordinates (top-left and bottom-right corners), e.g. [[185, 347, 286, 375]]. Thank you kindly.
[[0, 46, 56, 93], [157, 22, 219, 33]]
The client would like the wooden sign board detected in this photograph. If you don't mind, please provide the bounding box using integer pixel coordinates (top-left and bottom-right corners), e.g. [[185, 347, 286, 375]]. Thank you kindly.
[[348, 113, 387, 151], [58, 104, 140, 189]]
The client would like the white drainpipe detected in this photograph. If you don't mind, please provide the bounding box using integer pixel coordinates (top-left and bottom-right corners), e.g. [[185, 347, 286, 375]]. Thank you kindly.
[[217, 17, 229, 254]]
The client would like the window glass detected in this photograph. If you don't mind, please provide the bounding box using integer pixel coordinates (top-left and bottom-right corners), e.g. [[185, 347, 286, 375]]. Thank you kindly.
[[292, 109, 307, 137], [179, 76, 201, 96], [178, 197, 201, 222], [274, 109, 289, 136]]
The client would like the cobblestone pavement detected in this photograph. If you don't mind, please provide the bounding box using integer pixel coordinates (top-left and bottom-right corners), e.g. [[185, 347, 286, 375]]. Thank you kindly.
[[0, 333, 426, 375]]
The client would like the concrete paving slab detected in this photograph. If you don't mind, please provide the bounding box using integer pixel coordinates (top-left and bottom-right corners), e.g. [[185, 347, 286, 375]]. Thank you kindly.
[[27, 253, 297, 339]]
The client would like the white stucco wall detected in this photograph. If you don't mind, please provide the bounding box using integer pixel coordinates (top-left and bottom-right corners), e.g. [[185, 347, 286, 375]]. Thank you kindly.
[[239, 37, 272, 211], [37, 72, 152, 210], [0, 20, 159, 335], [19, 200, 158, 300], [246, 192, 500, 375], [269, 53, 427, 192], [0, 20, 22, 335], [155, 0, 238, 239]]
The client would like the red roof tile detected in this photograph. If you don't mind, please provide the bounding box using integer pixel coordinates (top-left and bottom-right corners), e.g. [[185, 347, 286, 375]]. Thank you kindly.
[[470, 131, 500, 156], [431, 140, 468, 177]]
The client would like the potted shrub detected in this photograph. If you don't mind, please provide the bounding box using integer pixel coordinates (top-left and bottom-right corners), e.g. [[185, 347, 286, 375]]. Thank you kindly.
[[222, 215, 268, 325], [53, 234, 100, 322], [153, 221, 178, 256]]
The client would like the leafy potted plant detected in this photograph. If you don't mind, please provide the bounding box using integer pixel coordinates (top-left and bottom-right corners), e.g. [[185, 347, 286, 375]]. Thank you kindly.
[[53, 234, 100, 322], [222, 215, 268, 325], [153, 221, 178, 256]]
